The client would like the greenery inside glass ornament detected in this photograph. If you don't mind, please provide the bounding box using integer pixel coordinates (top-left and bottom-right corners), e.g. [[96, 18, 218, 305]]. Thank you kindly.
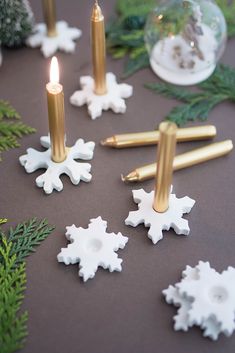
[[145, 0, 227, 85]]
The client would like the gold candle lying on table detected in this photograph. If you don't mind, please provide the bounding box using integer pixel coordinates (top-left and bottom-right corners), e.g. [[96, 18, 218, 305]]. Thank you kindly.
[[101, 125, 216, 148], [42, 0, 57, 37], [91, 0, 107, 95], [122, 140, 233, 182], [46, 56, 67, 163], [153, 122, 177, 213]]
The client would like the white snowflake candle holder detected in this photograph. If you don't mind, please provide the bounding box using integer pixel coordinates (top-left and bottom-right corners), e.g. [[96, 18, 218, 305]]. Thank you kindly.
[[57, 217, 128, 282], [70, 73, 133, 120], [19, 135, 95, 194], [125, 187, 195, 244], [26, 21, 82, 58], [163, 261, 235, 340]]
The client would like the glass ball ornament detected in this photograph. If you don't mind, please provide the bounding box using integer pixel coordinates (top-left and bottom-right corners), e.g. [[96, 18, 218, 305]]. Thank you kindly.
[[144, 0, 227, 85]]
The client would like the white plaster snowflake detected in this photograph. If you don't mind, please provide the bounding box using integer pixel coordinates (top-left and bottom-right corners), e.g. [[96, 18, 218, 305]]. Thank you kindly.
[[163, 262, 235, 340], [177, 261, 235, 337], [125, 187, 195, 244], [70, 72, 133, 120], [163, 266, 197, 332], [26, 21, 82, 57], [57, 217, 128, 282], [19, 135, 95, 194]]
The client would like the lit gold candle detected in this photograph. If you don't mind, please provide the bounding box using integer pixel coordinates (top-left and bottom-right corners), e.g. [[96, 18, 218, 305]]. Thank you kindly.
[[42, 0, 57, 37], [91, 0, 107, 95], [46, 56, 67, 163], [153, 122, 177, 213]]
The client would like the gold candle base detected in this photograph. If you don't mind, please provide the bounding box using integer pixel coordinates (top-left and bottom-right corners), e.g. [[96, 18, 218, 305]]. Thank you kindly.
[[153, 122, 177, 213], [46, 83, 67, 163], [43, 0, 57, 37], [91, 1, 107, 95]]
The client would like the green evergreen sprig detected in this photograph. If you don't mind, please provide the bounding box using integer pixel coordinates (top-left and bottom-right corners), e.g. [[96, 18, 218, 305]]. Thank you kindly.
[[216, 0, 235, 37], [116, 0, 156, 18], [145, 64, 235, 125], [106, 0, 155, 77], [0, 100, 35, 161], [7, 218, 55, 267], [0, 101, 20, 120], [0, 238, 28, 353], [0, 218, 55, 353], [0, 218, 7, 225], [107, 0, 235, 77]]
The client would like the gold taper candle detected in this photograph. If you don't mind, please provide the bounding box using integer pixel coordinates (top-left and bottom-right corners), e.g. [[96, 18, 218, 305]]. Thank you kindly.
[[101, 125, 216, 148], [46, 56, 67, 163], [91, 0, 107, 95], [153, 122, 177, 213], [42, 0, 57, 37], [122, 140, 233, 182]]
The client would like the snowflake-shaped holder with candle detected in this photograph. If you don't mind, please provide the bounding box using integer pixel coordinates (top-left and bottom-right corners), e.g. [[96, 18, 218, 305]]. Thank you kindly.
[[26, 21, 82, 58], [70, 73, 133, 120], [57, 217, 128, 282], [70, 1, 133, 119], [19, 135, 95, 194], [125, 187, 195, 244]]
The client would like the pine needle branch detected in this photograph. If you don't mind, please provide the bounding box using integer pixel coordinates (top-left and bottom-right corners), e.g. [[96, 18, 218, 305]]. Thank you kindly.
[[3, 218, 55, 267], [145, 82, 202, 102], [0, 100, 36, 161], [0, 238, 28, 353], [0, 218, 55, 353], [0, 121, 36, 138], [216, 0, 235, 37], [145, 64, 235, 125], [116, 0, 156, 17], [0, 136, 20, 152], [0, 101, 20, 120]]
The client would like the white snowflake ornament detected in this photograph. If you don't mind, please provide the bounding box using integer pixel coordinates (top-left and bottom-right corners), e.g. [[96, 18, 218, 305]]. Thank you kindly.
[[125, 187, 195, 244], [70, 72, 133, 120], [26, 21, 82, 57], [57, 217, 128, 282], [163, 262, 235, 340], [19, 135, 95, 194]]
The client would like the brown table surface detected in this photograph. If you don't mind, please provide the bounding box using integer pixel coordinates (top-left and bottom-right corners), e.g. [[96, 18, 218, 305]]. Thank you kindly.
[[1, 1, 235, 352]]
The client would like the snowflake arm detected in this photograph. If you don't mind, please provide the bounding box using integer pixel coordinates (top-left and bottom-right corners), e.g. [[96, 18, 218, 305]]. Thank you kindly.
[[64, 160, 92, 184], [36, 168, 63, 194], [70, 139, 95, 160], [19, 148, 49, 172]]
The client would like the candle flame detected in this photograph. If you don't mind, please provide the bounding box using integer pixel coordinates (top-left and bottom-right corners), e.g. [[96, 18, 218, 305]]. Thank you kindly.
[[50, 56, 59, 84]]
